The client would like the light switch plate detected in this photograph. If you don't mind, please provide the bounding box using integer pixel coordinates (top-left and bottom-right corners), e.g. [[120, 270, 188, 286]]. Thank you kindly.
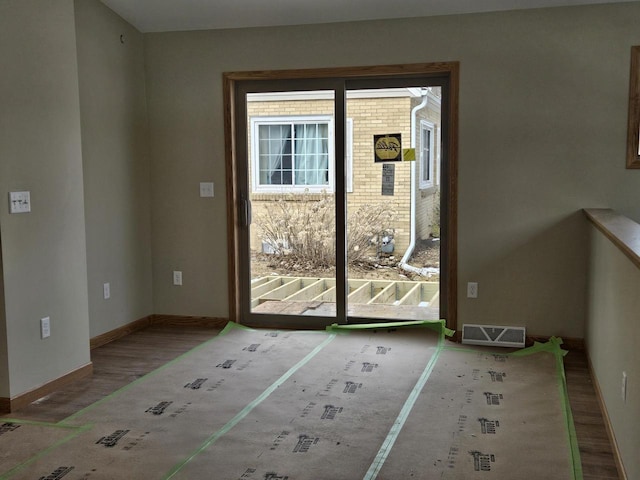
[[199, 182, 214, 198], [9, 191, 31, 213]]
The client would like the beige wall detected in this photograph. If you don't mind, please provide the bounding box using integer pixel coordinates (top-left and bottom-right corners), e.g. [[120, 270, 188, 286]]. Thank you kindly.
[[586, 225, 639, 480], [74, 0, 153, 337], [145, 2, 640, 336], [0, 0, 90, 397]]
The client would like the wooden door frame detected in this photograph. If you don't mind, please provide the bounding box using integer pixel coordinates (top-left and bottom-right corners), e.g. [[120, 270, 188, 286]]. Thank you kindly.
[[223, 62, 459, 331]]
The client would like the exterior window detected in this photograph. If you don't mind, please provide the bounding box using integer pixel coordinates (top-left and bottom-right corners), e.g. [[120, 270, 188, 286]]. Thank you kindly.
[[252, 116, 334, 193], [419, 120, 435, 189]]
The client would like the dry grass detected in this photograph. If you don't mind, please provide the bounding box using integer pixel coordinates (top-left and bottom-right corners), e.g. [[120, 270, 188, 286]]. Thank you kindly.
[[253, 192, 397, 270]]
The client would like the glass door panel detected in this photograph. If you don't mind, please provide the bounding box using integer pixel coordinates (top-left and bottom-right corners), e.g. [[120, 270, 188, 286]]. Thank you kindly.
[[245, 89, 338, 320], [345, 85, 442, 322]]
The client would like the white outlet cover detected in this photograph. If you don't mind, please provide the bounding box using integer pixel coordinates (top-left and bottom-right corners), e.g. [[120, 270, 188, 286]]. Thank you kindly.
[[173, 270, 183, 286], [103, 282, 111, 299], [41, 316, 51, 339], [9, 191, 31, 213]]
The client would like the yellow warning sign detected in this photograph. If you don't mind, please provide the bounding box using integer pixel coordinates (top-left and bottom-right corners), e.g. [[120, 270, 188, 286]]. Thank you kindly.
[[374, 133, 402, 162]]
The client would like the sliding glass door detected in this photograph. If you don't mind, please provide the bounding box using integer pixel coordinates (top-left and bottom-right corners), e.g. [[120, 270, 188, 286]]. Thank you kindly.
[[229, 67, 454, 330], [241, 85, 340, 324], [345, 82, 443, 323]]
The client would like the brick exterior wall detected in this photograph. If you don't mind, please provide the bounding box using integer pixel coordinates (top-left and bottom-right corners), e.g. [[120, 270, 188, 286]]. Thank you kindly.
[[348, 96, 411, 253], [246, 92, 440, 260]]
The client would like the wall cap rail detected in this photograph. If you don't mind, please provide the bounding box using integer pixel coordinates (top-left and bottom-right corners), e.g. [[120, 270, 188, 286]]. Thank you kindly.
[[584, 208, 640, 270]]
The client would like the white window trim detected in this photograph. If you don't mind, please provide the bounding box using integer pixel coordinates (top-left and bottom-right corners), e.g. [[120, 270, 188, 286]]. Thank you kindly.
[[419, 120, 436, 190], [346, 118, 353, 193], [435, 123, 441, 187], [251, 115, 335, 194]]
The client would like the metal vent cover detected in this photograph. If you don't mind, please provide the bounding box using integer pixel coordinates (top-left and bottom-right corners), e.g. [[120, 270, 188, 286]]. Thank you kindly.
[[462, 324, 526, 348]]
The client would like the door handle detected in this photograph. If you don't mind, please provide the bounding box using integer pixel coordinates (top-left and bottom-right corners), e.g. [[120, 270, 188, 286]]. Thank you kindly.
[[242, 199, 252, 226]]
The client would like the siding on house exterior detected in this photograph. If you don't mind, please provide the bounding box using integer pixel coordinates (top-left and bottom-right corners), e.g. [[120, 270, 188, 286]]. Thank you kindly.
[[246, 90, 441, 264]]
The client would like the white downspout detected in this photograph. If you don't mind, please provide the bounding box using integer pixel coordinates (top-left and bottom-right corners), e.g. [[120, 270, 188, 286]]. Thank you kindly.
[[399, 89, 428, 274]]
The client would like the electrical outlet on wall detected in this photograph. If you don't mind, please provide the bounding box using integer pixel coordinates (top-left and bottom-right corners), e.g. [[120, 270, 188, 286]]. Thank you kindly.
[[40, 317, 50, 339], [467, 282, 478, 298], [622, 371, 628, 403], [173, 271, 183, 286], [103, 282, 111, 300]]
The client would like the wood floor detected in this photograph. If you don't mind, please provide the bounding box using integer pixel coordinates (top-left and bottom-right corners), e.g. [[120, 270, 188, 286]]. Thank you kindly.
[[1, 325, 620, 479], [563, 350, 621, 480]]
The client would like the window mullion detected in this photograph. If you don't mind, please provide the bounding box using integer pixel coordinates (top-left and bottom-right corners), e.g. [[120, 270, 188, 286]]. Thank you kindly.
[[334, 83, 347, 323]]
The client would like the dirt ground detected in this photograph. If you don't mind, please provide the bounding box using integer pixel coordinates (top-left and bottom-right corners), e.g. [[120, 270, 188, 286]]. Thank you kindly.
[[251, 237, 440, 282]]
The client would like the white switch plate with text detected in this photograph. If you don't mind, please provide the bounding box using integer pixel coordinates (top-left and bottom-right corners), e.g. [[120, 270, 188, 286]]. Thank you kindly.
[[9, 191, 31, 213]]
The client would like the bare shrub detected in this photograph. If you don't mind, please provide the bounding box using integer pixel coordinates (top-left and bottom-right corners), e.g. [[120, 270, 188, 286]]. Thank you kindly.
[[254, 192, 396, 270]]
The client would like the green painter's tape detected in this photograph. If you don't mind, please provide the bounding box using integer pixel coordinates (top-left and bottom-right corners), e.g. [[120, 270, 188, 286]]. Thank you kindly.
[[364, 335, 582, 480], [550, 340, 584, 480], [513, 337, 582, 479], [512, 336, 568, 357], [218, 321, 252, 336], [443, 326, 456, 337], [60, 322, 324, 426], [163, 332, 337, 479], [0, 423, 93, 479], [440, 336, 569, 357], [513, 336, 582, 478], [363, 324, 445, 479]]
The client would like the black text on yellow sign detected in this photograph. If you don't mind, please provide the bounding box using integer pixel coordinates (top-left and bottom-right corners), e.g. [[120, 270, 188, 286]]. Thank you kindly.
[[374, 133, 402, 162]]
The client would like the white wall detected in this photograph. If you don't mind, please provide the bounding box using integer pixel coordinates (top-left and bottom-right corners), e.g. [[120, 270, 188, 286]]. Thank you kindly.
[[144, 3, 640, 336], [74, 0, 153, 337], [587, 225, 640, 480], [0, 0, 90, 397]]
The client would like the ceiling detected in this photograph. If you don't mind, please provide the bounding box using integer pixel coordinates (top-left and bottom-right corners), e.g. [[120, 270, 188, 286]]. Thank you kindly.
[[100, 0, 637, 33]]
